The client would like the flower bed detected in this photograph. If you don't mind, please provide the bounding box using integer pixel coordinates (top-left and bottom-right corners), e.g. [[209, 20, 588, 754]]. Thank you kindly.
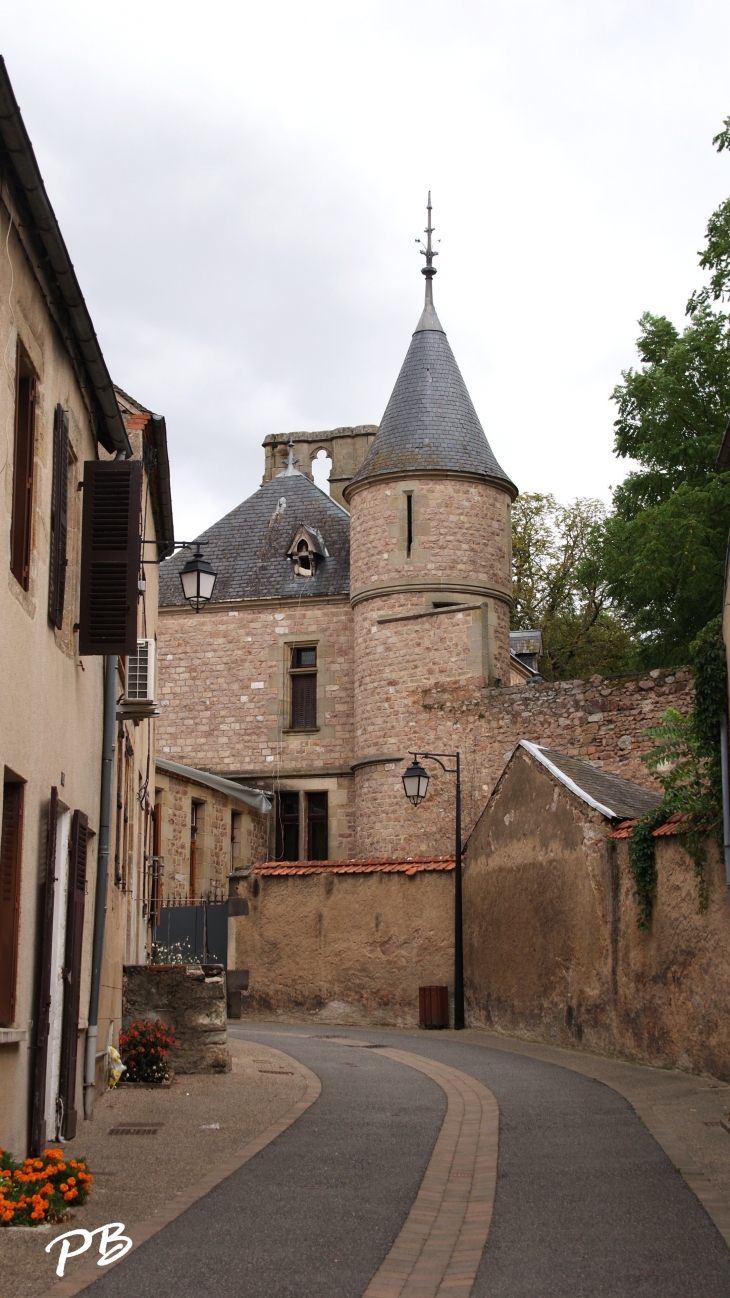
[[0, 1148, 93, 1226], [119, 1019, 179, 1083]]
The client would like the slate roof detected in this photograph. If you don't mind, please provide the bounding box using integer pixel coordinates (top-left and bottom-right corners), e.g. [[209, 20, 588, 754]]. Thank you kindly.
[[158, 471, 351, 606], [345, 314, 516, 497], [521, 741, 662, 820], [254, 856, 455, 876]]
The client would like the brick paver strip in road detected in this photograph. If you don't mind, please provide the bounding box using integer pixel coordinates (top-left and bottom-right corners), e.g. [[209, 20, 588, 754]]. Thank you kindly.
[[360, 1047, 499, 1298], [37, 1046, 321, 1298]]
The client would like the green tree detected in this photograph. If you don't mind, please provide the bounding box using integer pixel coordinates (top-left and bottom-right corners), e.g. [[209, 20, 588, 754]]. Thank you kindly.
[[512, 493, 636, 680], [599, 118, 730, 666]]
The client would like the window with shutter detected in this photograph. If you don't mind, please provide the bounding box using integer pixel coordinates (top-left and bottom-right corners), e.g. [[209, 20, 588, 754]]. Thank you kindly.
[[79, 460, 142, 655], [0, 780, 24, 1026], [307, 792, 328, 861], [10, 344, 36, 590], [290, 646, 317, 729], [48, 406, 69, 628], [58, 810, 87, 1140]]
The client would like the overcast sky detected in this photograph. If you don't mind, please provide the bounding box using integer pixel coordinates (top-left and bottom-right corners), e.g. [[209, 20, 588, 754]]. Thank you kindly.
[[3, 1, 730, 539]]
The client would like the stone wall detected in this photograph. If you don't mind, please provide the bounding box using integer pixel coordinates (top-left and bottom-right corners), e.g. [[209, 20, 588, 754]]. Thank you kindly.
[[155, 770, 269, 900], [423, 666, 695, 843], [157, 595, 354, 778], [229, 865, 454, 1026], [463, 746, 730, 1079], [122, 965, 229, 1073]]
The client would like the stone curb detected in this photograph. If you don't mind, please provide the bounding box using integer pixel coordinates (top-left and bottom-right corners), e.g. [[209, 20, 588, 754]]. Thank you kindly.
[[310, 1037, 500, 1297], [36, 1045, 321, 1297]]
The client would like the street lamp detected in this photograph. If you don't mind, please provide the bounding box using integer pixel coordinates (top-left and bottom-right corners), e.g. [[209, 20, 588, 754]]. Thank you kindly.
[[402, 750, 464, 1030], [179, 544, 217, 613]]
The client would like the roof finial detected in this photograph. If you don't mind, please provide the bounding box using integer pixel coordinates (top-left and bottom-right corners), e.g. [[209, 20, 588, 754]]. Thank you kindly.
[[414, 191, 443, 333], [277, 437, 301, 477], [419, 191, 438, 280]]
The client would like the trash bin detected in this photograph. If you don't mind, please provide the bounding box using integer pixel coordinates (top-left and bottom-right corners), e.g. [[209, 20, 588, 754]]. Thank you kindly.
[[419, 985, 449, 1029]]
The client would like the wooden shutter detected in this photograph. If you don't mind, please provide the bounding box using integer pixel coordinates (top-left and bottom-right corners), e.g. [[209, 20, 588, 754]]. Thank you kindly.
[[10, 348, 36, 590], [0, 782, 24, 1026], [79, 460, 142, 655], [58, 810, 87, 1140], [48, 406, 69, 629], [30, 788, 58, 1155], [291, 673, 317, 729]]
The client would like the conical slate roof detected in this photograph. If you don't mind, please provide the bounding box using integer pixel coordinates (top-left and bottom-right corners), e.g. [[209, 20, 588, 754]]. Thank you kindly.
[[345, 296, 516, 499], [158, 470, 350, 607]]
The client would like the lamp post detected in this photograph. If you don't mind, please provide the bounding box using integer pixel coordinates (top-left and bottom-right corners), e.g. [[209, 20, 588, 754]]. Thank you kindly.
[[402, 751, 464, 1030], [141, 538, 217, 613]]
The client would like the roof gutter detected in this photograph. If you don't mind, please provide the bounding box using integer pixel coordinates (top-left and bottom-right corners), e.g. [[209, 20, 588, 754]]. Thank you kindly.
[[149, 414, 175, 560], [0, 59, 130, 457]]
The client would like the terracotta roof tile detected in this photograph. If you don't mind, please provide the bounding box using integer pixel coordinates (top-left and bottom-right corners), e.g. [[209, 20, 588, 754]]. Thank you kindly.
[[254, 855, 455, 877]]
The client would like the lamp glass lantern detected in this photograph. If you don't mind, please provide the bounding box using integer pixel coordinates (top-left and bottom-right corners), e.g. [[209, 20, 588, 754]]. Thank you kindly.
[[402, 757, 430, 806], [179, 546, 217, 612]]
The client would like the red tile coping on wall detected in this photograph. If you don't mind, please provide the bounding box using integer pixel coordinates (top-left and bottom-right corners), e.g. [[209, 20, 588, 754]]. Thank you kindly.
[[608, 812, 705, 840], [254, 855, 456, 877]]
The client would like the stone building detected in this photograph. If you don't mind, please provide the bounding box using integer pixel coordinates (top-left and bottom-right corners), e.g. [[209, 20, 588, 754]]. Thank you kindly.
[[156, 209, 684, 866]]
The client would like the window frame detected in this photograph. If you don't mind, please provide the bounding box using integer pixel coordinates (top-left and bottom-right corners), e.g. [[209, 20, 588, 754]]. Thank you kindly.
[[306, 791, 328, 861], [289, 644, 318, 731]]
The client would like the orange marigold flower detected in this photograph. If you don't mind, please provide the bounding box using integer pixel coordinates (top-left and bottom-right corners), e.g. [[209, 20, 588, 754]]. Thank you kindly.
[[67, 1177, 76, 1186], [59, 1183, 68, 1193], [63, 1190, 77, 1201], [33, 1159, 43, 1169]]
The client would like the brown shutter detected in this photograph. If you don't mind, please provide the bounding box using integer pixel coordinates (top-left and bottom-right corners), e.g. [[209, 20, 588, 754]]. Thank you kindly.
[[30, 788, 58, 1155], [79, 460, 142, 655], [48, 406, 69, 629], [58, 810, 87, 1140], [291, 673, 317, 729], [0, 782, 24, 1026], [10, 348, 36, 590]]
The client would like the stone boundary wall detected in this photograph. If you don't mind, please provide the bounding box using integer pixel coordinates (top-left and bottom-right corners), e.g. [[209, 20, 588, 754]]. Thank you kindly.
[[229, 868, 454, 1026], [423, 667, 694, 838]]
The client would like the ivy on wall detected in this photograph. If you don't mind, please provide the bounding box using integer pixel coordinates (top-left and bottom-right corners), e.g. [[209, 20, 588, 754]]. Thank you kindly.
[[629, 615, 727, 928]]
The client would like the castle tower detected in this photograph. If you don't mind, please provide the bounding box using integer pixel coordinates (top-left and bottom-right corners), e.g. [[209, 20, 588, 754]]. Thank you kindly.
[[343, 197, 517, 857]]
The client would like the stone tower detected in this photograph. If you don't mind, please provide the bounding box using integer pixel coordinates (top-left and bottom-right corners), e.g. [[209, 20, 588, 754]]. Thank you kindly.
[[343, 198, 517, 857]]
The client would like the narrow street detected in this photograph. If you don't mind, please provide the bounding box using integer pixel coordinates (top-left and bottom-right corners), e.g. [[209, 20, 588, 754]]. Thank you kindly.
[[69, 1026, 730, 1298]]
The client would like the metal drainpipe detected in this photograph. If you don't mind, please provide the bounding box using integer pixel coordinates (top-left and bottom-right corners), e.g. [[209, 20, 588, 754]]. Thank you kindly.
[[83, 652, 118, 1119], [720, 713, 730, 901]]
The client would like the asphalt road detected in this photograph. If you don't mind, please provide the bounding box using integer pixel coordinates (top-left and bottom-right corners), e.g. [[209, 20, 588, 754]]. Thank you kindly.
[[81, 1025, 730, 1298]]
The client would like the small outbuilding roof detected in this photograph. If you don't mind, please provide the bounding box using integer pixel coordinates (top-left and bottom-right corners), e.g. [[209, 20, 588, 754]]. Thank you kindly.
[[520, 741, 662, 820], [159, 470, 350, 606], [254, 855, 455, 877], [156, 758, 272, 814]]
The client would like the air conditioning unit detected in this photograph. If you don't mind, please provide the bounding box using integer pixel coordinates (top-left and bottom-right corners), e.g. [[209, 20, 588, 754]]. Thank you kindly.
[[117, 639, 160, 720], [126, 639, 156, 701]]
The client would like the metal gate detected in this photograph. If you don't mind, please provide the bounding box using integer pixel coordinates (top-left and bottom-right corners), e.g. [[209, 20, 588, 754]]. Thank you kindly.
[[154, 901, 227, 966]]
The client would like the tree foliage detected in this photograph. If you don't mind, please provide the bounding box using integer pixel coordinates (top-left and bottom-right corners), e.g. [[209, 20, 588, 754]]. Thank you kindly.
[[600, 157, 730, 666], [630, 616, 727, 926], [511, 493, 635, 680]]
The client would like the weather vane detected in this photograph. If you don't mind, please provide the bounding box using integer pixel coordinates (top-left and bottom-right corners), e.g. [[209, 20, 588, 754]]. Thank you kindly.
[[415, 191, 438, 278]]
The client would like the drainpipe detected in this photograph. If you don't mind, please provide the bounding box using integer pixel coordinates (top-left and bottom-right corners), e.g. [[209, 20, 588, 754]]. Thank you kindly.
[[720, 714, 730, 902], [83, 653, 118, 1119]]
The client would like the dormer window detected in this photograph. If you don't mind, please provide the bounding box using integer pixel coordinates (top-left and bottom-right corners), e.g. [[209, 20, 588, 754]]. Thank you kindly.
[[287, 524, 327, 578]]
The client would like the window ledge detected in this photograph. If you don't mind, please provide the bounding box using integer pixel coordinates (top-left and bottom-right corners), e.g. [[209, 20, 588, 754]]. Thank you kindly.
[[0, 1028, 28, 1044], [281, 727, 321, 735]]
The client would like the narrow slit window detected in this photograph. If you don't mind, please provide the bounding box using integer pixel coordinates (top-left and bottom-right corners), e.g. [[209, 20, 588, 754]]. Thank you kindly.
[[307, 792, 328, 861], [0, 780, 24, 1026], [406, 493, 413, 559]]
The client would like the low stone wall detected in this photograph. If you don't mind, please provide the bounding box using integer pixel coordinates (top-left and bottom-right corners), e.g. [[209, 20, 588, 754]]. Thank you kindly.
[[122, 965, 230, 1074], [229, 867, 454, 1026], [463, 750, 730, 1079]]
